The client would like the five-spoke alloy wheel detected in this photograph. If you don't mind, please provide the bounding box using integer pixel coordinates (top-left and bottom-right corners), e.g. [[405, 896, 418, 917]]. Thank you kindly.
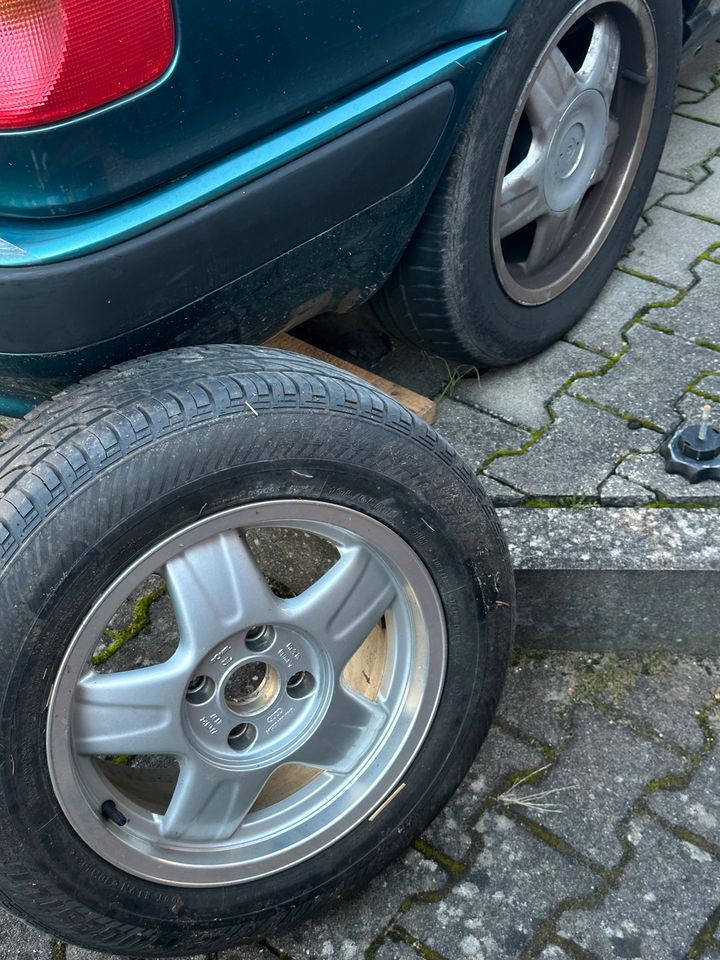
[[48, 502, 447, 886]]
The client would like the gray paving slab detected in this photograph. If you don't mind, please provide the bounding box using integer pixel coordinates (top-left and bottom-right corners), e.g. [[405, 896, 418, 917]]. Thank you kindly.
[[535, 948, 573, 960], [680, 86, 720, 124], [644, 258, 720, 342], [649, 715, 720, 847], [617, 452, 720, 503], [498, 654, 575, 747], [593, 659, 720, 753], [375, 942, 419, 960], [268, 848, 444, 960], [434, 399, 531, 471], [697, 374, 720, 397], [520, 705, 686, 868], [0, 914, 55, 959], [599, 474, 655, 506], [675, 85, 707, 105], [678, 40, 720, 93], [565, 270, 669, 357], [622, 206, 720, 287], [477, 475, 526, 506], [663, 155, 720, 220], [644, 170, 695, 211], [658, 114, 720, 182], [422, 726, 544, 861], [485, 394, 658, 497], [454, 342, 605, 431], [557, 816, 720, 960], [218, 948, 274, 960], [402, 811, 598, 960], [572, 323, 718, 431]]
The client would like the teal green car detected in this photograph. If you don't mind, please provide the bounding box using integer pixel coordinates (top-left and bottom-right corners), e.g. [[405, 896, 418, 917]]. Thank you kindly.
[[0, 1, 717, 954]]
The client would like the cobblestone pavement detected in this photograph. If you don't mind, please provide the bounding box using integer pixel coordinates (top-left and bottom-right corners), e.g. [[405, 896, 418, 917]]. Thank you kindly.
[[1, 40, 719, 960]]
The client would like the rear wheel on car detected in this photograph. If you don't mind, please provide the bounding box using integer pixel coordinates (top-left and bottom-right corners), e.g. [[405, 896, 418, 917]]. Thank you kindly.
[[374, 0, 681, 365], [0, 345, 514, 955]]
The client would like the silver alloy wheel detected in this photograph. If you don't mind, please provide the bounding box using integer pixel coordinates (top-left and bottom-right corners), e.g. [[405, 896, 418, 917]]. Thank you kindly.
[[46, 501, 446, 887], [492, 0, 657, 305]]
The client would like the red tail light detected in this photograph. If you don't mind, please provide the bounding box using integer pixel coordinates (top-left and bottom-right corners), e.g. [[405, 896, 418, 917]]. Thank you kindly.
[[0, 0, 175, 130]]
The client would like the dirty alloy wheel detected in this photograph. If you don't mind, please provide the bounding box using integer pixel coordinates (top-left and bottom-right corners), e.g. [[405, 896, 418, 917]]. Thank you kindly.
[[0, 345, 514, 955], [374, 0, 681, 365]]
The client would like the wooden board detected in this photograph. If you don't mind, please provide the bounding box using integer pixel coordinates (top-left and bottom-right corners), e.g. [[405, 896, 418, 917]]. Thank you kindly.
[[265, 333, 437, 424]]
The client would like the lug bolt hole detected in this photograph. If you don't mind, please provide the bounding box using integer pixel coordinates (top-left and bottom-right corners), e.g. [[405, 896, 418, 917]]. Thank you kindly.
[[245, 625, 276, 652], [287, 671, 316, 700], [186, 675, 215, 705], [228, 723, 257, 752]]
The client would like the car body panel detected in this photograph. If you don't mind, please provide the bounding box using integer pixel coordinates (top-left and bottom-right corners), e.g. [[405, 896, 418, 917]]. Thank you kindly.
[[0, 0, 521, 219], [0, 37, 501, 266]]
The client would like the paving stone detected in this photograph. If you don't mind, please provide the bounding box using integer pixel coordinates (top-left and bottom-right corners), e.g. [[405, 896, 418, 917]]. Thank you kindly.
[[521, 705, 685, 868], [268, 848, 444, 960], [617, 452, 720, 503], [422, 727, 545, 861], [402, 812, 598, 960], [371, 344, 453, 398], [649, 714, 720, 846], [435, 399, 531, 470], [658, 114, 720, 182], [535, 948, 573, 960], [663, 155, 720, 221], [558, 816, 720, 959], [696, 374, 720, 397], [0, 912, 54, 959], [221, 947, 278, 960], [574, 323, 718, 431], [499, 654, 576, 746], [599, 474, 655, 506], [477, 475, 526, 507], [454, 342, 604, 431], [646, 259, 720, 343], [644, 171, 695, 211], [601, 657, 720, 753], [675, 84, 707, 105], [681, 86, 720, 125], [622, 206, 720, 286], [486, 394, 658, 497], [566, 271, 668, 357], [677, 40, 720, 93], [375, 941, 420, 960]]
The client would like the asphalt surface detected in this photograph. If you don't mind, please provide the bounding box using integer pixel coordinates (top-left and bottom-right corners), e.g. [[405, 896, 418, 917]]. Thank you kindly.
[[0, 39, 719, 960]]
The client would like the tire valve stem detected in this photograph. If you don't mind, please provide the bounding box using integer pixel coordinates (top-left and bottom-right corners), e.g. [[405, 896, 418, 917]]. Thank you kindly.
[[101, 800, 127, 827]]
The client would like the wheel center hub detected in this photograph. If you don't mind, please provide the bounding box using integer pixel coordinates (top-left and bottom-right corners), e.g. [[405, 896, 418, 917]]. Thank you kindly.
[[544, 89, 608, 213], [183, 628, 327, 764]]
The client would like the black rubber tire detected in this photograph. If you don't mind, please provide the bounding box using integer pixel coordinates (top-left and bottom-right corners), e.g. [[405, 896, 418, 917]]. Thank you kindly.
[[0, 344, 514, 956], [373, 0, 682, 366]]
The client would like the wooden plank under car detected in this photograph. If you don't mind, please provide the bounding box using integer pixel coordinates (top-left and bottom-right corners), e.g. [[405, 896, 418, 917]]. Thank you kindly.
[[265, 333, 437, 425]]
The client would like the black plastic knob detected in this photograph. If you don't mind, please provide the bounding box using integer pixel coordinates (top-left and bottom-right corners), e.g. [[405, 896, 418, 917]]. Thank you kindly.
[[661, 424, 720, 483]]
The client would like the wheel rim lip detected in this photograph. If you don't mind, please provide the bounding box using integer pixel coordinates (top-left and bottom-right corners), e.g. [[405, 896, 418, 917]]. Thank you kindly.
[[46, 500, 447, 888], [491, 0, 658, 306]]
